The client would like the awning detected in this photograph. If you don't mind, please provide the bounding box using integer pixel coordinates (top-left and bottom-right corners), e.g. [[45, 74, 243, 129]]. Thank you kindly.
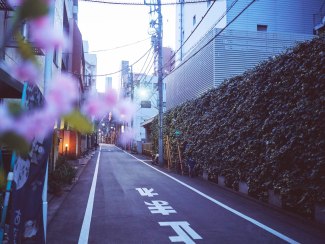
[[141, 117, 155, 127], [0, 63, 23, 98]]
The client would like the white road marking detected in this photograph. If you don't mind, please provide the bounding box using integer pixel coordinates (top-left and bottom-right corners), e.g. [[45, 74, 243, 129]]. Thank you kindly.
[[159, 221, 202, 243], [123, 149, 299, 244], [78, 146, 101, 244]]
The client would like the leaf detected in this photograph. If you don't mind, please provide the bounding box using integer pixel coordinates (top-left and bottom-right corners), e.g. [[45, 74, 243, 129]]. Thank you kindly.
[[63, 110, 93, 134], [7, 101, 23, 117], [0, 168, 6, 190], [16, 33, 37, 62], [0, 132, 30, 155], [18, 0, 49, 20]]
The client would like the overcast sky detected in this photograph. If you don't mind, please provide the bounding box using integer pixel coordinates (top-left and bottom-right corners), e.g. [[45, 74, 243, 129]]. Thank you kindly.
[[78, 1, 176, 92]]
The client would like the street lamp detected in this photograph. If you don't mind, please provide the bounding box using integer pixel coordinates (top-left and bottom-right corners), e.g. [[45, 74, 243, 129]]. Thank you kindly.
[[65, 144, 68, 157]]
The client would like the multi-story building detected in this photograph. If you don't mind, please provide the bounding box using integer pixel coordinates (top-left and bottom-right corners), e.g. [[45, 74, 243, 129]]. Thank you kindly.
[[83, 40, 97, 150], [83, 40, 97, 91], [133, 72, 166, 143], [104, 76, 113, 92], [166, 0, 323, 109], [120, 60, 130, 98], [314, 2, 325, 35], [57, 0, 87, 160], [118, 58, 167, 149]]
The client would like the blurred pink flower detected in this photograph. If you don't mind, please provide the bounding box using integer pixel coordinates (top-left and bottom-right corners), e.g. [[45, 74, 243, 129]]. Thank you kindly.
[[81, 94, 107, 119], [0, 105, 14, 133], [119, 128, 136, 145], [81, 89, 118, 119], [11, 61, 39, 85], [113, 99, 136, 122], [30, 16, 68, 50], [104, 89, 118, 108], [46, 73, 79, 116], [15, 109, 55, 141]]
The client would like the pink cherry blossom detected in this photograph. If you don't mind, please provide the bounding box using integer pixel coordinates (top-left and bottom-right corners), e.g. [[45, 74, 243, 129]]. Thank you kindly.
[[104, 89, 118, 108], [46, 73, 79, 116], [0, 105, 14, 133], [15, 107, 57, 141], [113, 99, 136, 122], [11, 61, 39, 85], [119, 127, 136, 145], [81, 94, 107, 119], [30, 16, 68, 51]]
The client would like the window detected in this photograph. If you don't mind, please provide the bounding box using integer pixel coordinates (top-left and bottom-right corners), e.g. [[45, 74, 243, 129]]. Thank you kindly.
[[193, 15, 196, 26], [257, 24, 268, 31], [53, 50, 59, 67]]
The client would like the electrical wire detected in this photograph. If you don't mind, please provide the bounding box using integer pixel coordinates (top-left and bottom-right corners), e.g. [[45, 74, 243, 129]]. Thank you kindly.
[[162, 0, 239, 77], [168, 0, 217, 64], [83, 46, 153, 77], [163, 0, 257, 79], [80, 0, 216, 6], [179, 0, 239, 59], [84, 37, 151, 53], [136, 52, 156, 84], [135, 48, 154, 77]]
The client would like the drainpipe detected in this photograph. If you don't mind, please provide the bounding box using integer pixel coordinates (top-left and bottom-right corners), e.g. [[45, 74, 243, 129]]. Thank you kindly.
[[42, 0, 55, 240]]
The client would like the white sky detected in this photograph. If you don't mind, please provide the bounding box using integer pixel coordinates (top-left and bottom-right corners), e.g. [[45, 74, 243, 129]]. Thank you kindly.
[[78, 1, 176, 92]]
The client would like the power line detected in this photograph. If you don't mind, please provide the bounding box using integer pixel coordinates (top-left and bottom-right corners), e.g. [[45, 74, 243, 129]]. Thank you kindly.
[[135, 48, 154, 77], [134, 53, 156, 86], [164, 0, 255, 79], [83, 47, 153, 77], [180, 0, 239, 59], [84, 37, 151, 53], [169, 0, 217, 63], [80, 0, 215, 6], [163, 0, 239, 77]]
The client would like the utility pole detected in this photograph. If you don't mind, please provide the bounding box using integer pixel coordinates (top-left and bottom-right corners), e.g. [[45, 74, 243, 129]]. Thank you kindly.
[[180, 0, 184, 61], [146, 0, 164, 166], [157, 0, 164, 166], [130, 65, 134, 128]]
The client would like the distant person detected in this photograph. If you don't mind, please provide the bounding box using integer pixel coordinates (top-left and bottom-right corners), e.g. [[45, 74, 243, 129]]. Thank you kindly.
[[184, 141, 196, 177]]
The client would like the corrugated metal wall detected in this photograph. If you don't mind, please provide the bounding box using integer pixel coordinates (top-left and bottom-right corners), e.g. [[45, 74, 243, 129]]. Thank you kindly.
[[167, 0, 322, 110], [165, 31, 214, 110], [213, 28, 314, 87], [166, 28, 314, 110], [226, 0, 322, 34]]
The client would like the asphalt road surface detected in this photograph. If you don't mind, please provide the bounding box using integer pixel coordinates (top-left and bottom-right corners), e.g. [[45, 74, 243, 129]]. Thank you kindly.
[[47, 144, 325, 243]]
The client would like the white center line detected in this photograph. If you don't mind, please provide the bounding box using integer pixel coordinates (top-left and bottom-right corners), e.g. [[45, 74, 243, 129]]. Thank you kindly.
[[78, 146, 101, 244], [123, 148, 299, 244]]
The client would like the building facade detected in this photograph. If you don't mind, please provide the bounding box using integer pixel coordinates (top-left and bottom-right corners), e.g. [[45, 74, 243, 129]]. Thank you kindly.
[[104, 76, 113, 92], [167, 0, 323, 109], [133, 73, 166, 142]]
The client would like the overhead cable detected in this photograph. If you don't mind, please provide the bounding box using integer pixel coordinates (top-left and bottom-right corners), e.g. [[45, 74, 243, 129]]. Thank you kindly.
[[164, 0, 256, 79], [84, 47, 153, 77], [84, 37, 151, 53], [167, 0, 217, 64], [80, 0, 216, 6], [162, 0, 239, 77]]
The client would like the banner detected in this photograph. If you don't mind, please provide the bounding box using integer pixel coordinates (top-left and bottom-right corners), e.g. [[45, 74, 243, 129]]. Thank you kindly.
[[9, 85, 52, 243]]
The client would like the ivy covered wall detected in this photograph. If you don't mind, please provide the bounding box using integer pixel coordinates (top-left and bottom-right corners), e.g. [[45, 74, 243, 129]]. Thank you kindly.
[[151, 37, 325, 218]]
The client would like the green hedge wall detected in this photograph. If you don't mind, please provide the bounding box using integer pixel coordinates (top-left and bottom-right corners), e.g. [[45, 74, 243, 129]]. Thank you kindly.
[[151, 37, 325, 218]]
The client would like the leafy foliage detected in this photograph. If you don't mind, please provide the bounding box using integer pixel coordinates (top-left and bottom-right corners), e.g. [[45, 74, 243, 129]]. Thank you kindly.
[[63, 110, 93, 134], [151, 37, 325, 218], [0, 132, 30, 155], [48, 157, 77, 195]]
